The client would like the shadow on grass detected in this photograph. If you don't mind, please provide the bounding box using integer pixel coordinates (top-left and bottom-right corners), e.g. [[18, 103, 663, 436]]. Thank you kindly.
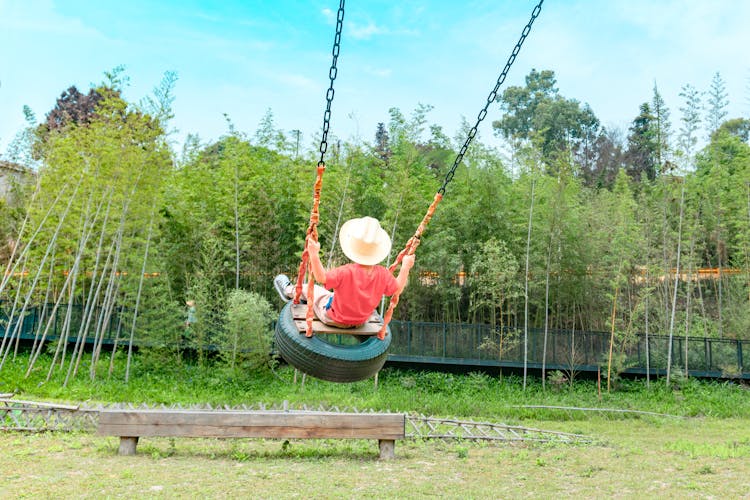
[[99, 436, 388, 462]]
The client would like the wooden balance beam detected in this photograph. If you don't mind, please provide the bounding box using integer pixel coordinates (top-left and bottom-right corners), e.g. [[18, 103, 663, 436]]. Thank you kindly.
[[97, 409, 405, 460]]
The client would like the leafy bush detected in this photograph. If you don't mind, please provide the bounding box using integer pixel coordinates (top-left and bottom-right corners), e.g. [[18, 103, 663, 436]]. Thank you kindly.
[[546, 370, 568, 391], [216, 289, 275, 372]]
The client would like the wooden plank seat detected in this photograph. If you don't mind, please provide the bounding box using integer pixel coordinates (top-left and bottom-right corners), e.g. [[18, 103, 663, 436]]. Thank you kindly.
[[290, 303, 384, 335], [97, 409, 405, 459]]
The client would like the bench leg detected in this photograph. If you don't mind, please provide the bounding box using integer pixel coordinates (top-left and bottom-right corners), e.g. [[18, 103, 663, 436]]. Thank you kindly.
[[378, 439, 395, 460], [119, 436, 139, 456]]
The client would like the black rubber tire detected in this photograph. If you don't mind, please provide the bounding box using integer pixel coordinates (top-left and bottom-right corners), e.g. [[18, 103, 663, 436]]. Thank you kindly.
[[274, 301, 391, 383]]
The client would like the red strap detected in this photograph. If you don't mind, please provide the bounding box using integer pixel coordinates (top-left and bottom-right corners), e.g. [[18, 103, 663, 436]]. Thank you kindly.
[[378, 193, 442, 339], [295, 163, 326, 337]]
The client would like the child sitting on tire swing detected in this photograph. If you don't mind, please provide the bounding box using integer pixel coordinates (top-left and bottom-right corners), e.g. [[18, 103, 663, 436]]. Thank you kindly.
[[274, 216, 415, 339]]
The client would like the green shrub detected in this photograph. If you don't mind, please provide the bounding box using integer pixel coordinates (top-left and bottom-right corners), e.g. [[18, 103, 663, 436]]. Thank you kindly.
[[216, 289, 275, 372]]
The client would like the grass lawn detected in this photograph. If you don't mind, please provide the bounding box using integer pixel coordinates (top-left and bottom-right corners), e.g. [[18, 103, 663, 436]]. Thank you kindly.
[[2, 353, 750, 498], [3, 417, 750, 498]]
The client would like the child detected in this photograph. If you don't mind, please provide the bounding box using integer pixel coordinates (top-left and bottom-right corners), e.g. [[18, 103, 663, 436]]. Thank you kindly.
[[274, 216, 415, 332]]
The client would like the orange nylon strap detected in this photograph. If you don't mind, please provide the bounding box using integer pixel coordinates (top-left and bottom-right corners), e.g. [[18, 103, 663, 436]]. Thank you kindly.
[[294, 162, 326, 337], [378, 193, 443, 339]]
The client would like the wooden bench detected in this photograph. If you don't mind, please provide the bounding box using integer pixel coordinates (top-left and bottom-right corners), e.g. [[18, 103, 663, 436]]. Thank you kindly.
[[290, 303, 383, 335], [97, 409, 405, 459]]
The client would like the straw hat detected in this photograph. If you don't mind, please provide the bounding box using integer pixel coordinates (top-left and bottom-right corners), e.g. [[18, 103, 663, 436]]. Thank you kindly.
[[339, 216, 391, 266]]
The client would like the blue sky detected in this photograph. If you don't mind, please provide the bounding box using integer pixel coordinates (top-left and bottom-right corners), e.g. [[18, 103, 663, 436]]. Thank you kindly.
[[1, 0, 749, 157]]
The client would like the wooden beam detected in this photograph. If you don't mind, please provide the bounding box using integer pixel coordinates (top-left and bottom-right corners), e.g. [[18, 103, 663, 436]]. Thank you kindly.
[[290, 304, 383, 336], [292, 319, 382, 335], [98, 410, 405, 459]]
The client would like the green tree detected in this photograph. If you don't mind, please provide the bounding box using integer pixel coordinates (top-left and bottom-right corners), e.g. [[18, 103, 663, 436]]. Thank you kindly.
[[1, 74, 173, 379], [695, 127, 750, 338], [493, 69, 600, 167], [254, 108, 290, 152], [711, 118, 750, 143], [469, 238, 520, 359], [218, 289, 275, 371], [705, 72, 729, 138], [651, 83, 672, 173], [374, 122, 391, 162], [585, 127, 626, 189], [625, 103, 658, 182], [677, 83, 702, 166]]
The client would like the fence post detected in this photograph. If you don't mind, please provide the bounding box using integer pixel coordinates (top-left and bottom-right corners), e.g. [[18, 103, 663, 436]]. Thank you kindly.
[[738, 339, 743, 372], [442, 323, 447, 358], [703, 337, 711, 371], [636, 337, 641, 367], [476, 324, 481, 361], [420, 323, 425, 357], [407, 321, 412, 356], [29, 306, 38, 338]]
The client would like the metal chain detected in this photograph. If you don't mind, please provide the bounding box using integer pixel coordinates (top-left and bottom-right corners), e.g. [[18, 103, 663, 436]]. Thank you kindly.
[[318, 0, 345, 167], [438, 0, 544, 195]]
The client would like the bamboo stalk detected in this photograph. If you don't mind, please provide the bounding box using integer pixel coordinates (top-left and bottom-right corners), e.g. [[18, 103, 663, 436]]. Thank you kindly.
[[125, 204, 156, 383], [107, 305, 125, 377], [90, 169, 144, 379], [64, 192, 115, 384], [90, 270, 121, 379], [0, 253, 29, 367], [666, 182, 685, 384], [46, 185, 102, 380], [746, 182, 750, 304], [542, 227, 552, 389], [523, 176, 535, 390], [65, 232, 115, 385], [380, 188, 403, 316], [607, 276, 620, 393], [684, 231, 695, 376], [0, 181, 67, 297], [717, 209, 723, 339], [90, 217, 127, 377], [10, 246, 53, 359], [327, 157, 353, 269], [25, 251, 79, 377], [643, 195, 652, 387], [29, 254, 56, 358], [22, 180, 86, 370], [233, 158, 240, 290], [0, 177, 41, 289], [6, 185, 83, 362]]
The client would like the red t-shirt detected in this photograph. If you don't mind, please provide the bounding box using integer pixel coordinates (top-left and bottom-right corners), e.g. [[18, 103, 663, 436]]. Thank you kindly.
[[324, 263, 399, 325]]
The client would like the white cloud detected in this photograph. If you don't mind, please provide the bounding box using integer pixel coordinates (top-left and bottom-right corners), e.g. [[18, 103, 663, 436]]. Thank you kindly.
[[348, 21, 387, 40], [276, 73, 316, 90], [363, 66, 392, 78], [321, 8, 335, 24], [0, 0, 104, 39]]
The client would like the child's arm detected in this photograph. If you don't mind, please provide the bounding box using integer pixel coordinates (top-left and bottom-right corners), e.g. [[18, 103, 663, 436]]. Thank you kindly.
[[307, 238, 327, 284], [394, 254, 415, 294]]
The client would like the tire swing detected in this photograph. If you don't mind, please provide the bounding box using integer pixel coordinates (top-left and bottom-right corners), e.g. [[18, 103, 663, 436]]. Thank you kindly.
[[275, 302, 391, 383], [275, 0, 544, 383], [274, 0, 388, 383]]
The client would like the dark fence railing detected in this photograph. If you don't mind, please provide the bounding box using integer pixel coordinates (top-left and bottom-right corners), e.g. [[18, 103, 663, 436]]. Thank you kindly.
[[388, 320, 748, 380], [1, 302, 747, 379], [0, 302, 123, 348]]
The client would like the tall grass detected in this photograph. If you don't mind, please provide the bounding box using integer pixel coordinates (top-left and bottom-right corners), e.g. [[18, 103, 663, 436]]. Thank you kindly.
[[1, 351, 748, 420]]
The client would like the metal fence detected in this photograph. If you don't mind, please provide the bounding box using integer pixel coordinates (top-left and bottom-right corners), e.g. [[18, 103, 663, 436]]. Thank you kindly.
[[2, 302, 747, 379], [0, 302, 122, 347], [387, 320, 747, 379]]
